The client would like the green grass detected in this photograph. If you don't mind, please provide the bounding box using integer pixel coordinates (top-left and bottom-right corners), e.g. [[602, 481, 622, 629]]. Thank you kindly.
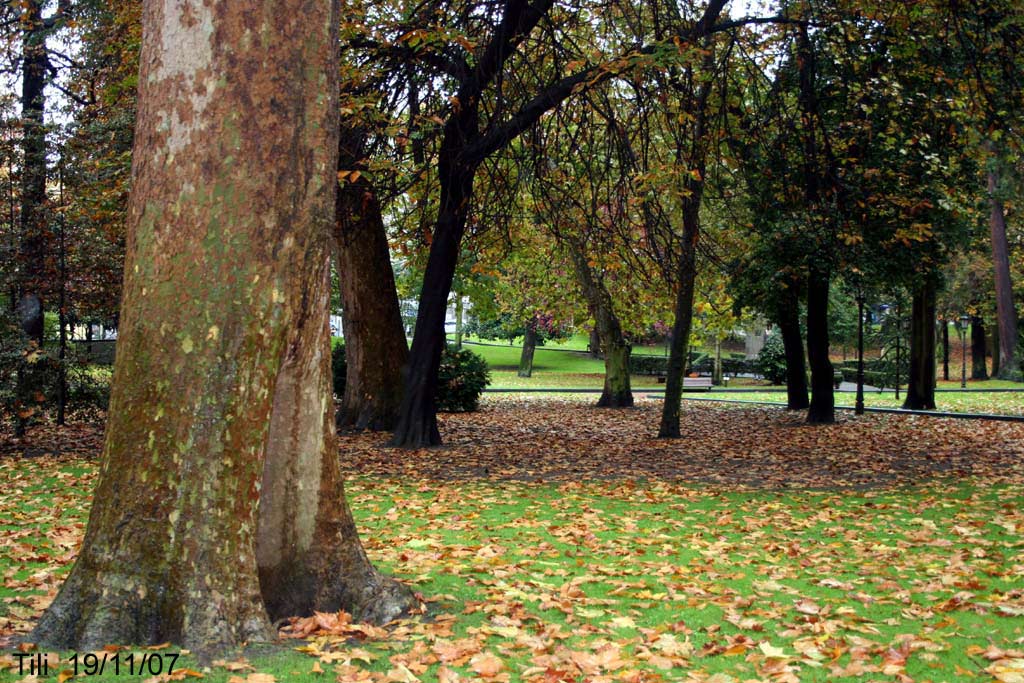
[[2, 455, 1023, 682], [717, 389, 1024, 415]]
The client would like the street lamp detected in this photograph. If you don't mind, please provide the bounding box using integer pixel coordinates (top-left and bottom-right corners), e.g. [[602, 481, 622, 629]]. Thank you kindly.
[[855, 290, 866, 415], [959, 314, 970, 389]]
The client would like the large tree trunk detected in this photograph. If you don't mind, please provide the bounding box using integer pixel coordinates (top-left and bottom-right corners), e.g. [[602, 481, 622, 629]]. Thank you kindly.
[[334, 129, 408, 431], [389, 112, 479, 447], [658, 199, 699, 438], [567, 241, 633, 408], [33, 0, 345, 657], [989, 166, 1019, 379], [805, 267, 834, 423], [16, 0, 47, 346], [518, 325, 537, 377], [257, 258, 414, 624], [903, 282, 937, 409], [777, 288, 809, 410], [970, 315, 988, 380], [13, 0, 49, 438]]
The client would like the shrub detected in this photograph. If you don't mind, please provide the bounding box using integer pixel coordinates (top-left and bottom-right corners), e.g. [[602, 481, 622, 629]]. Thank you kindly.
[[437, 345, 490, 412], [330, 342, 490, 412], [631, 354, 670, 376], [331, 342, 347, 397], [756, 333, 788, 385]]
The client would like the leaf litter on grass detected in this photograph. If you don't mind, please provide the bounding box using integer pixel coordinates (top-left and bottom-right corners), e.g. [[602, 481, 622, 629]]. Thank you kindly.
[[1, 397, 1023, 682]]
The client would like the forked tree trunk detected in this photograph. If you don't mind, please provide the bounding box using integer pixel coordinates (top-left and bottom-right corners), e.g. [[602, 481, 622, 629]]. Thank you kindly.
[[32, 0, 368, 657], [518, 326, 537, 377], [805, 267, 834, 423], [334, 129, 408, 431], [777, 289, 809, 410], [989, 167, 1019, 380], [971, 316, 988, 380], [903, 282, 936, 410], [567, 241, 633, 408], [258, 259, 413, 623]]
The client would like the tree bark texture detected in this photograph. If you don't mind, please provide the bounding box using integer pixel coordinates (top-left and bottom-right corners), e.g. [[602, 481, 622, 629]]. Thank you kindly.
[[518, 326, 537, 377], [589, 327, 602, 357], [567, 241, 633, 408], [777, 289, 809, 410], [33, 0, 350, 657], [334, 129, 408, 431], [805, 267, 834, 423], [971, 316, 988, 380], [257, 260, 414, 624], [989, 168, 1019, 379], [903, 282, 937, 410]]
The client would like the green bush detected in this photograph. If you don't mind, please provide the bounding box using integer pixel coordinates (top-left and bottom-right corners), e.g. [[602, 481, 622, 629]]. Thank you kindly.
[[330, 342, 490, 412], [332, 342, 347, 397], [437, 345, 490, 412], [756, 333, 788, 384], [631, 355, 670, 376]]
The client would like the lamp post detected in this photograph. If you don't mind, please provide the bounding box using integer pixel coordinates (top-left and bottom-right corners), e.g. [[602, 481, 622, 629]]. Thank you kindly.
[[959, 314, 969, 389], [855, 291, 866, 415]]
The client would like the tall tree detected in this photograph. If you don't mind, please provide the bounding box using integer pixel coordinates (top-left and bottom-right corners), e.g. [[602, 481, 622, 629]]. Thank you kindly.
[[334, 127, 408, 430], [32, 0, 410, 655]]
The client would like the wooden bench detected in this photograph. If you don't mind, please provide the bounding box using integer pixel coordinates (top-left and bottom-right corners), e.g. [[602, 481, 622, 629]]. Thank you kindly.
[[655, 376, 714, 391]]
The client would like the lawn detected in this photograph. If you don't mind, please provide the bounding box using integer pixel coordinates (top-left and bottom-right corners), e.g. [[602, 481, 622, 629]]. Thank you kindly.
[[2, 399, 1023, 682]]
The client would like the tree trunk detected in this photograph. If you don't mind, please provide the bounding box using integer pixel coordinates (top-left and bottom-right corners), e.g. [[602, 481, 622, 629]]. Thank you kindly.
[[454, 292, 464, 348], [389, 111, 479, 447], [942, 320, 950, 381], [971, 315, 988, 380], [989, 166, 1019, 379], [517, 325, 537, 377], [567, 241, 633, 408], [33, 0, 347, 657], [257, 259, 414, 624], [713, 338, 723, 385], [806, 267, 834, 423], [16, 0, 48, 346], [991, 322, 1001, 377], [589, 327, 602, 357], [658, 198, 699, 438], [902, 282, 937, 410], [777, 289, 809, 410], [334, 129, 408, 431]]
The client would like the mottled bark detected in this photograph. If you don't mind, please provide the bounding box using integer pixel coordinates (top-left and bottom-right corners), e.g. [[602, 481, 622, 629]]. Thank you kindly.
[[258, 260, 414, 623], [989, 167, 1019, 379], [334, 129, 408, 431], [777, 289, 809, 410], [806, 267, 834, 424], [517, 326, 537, 377], [903, 282, 936, 410], [33, 0, 342, 657], [970, 316, 988, 380], [567, 242, 633, 408]]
